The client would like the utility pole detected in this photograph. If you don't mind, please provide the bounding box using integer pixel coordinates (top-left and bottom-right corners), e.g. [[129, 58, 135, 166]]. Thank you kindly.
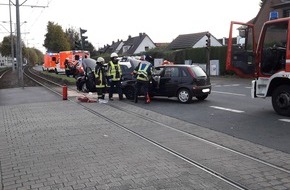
[[15, 0, 23, 87], [11, 0, 47, 87], [9, 0, 15, 71]]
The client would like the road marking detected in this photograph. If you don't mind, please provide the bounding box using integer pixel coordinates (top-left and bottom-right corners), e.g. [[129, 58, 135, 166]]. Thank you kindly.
[[214, 84, 240, 87], [211, 91, 246, 96], [279, 119, 290, 123], [210, 106, 245, 113]]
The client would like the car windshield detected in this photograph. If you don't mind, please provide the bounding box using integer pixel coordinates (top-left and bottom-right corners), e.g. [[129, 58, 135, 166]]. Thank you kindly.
[[190, 65, 207, 77]]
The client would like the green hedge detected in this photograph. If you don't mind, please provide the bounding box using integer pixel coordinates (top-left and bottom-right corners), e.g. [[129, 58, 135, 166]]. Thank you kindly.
[[99, 46, 230, 75], [145, 46, 228, 75]]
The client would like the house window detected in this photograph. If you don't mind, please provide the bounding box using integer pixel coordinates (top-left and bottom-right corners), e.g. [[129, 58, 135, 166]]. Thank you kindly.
[[123, 46, 130, 53], [282, 9, 290, 17], [145, 46, 149, 51]]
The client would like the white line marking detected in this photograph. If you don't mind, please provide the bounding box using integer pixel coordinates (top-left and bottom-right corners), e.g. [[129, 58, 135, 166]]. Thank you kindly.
[[210, 106, 245, 113], [211, 91, 246, 96], [279, 119, 290, 123]]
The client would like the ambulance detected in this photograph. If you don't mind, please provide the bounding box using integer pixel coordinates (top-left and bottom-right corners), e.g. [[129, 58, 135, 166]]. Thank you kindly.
[[55, 50, 90, 74], [42, 53, 59, 72]]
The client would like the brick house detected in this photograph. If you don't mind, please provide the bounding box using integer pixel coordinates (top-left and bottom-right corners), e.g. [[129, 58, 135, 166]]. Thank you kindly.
[[251, 0, 290, 40]]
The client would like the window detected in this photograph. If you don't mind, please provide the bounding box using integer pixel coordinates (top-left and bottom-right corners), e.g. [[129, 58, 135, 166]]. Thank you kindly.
[[283, 9, 290, 17], [261, 21, 287, 74], [164, 68, 179, 77], [122, 46, 130, 53]]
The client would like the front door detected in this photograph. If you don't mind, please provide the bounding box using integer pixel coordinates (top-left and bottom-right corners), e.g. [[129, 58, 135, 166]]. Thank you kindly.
[[158, 67, 180, 96], [226, 21, 256, 78]]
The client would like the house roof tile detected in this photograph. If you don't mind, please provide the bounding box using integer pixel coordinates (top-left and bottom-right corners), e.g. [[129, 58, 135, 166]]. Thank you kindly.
[[167, 31, 209, 50]]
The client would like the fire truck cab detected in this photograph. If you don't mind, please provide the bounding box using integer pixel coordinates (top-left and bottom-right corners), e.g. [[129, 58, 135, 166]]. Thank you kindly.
[[226, 16, 290, 116]]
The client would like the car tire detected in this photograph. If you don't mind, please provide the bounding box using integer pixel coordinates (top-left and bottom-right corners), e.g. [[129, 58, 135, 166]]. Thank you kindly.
[[124, 86, 135, 100], [55, 69, 58, 74], [81, 83, 88, 93], [196, 94, 208, 101], [272, 85, 290, 116], [177, 88, 192, 103]]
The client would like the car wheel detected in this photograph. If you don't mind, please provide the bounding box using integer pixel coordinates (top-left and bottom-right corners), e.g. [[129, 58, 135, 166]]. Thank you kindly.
[[196, 94, 208, 101], [55, 69, 58, 74], [124, 86, 135, 100], [81, 83, 88, 93], [177, 88, 192, 103], [272, 85, 290, 116]]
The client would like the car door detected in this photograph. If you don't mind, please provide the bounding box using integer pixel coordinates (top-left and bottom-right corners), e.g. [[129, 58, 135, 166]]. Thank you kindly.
[[158, 67, 180, 96]]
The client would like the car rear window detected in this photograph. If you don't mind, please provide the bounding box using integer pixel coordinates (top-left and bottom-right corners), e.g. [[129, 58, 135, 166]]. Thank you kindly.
[[189, 66, 207, 77]]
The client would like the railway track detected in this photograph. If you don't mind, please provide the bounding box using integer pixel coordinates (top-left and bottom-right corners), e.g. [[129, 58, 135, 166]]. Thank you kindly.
[[21, 67, 290, 189]]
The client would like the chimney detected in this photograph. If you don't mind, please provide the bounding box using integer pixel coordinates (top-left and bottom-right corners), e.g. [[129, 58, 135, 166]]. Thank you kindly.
[[128, 35, 131, 39], [139, 33, 142, 38]]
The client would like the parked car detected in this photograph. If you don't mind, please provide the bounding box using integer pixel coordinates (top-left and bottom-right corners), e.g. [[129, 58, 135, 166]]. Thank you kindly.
[[122, 64, 211, 103], [76, 58, 135, 92]]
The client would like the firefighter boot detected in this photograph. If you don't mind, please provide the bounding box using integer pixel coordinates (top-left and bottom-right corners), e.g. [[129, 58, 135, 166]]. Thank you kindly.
[[145, 93, 151, 104]]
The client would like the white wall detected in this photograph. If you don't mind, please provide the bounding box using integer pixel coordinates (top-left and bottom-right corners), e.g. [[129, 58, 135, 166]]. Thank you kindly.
[[193, 36, 223, 48], [134, 36, 156, 54]]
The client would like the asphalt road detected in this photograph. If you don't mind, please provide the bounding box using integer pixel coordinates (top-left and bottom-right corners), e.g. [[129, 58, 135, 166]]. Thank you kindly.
[[126, 76, 290, 154]]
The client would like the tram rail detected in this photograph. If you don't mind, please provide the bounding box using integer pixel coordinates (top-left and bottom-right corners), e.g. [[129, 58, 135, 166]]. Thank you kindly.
[[21, 66, 290, 190]]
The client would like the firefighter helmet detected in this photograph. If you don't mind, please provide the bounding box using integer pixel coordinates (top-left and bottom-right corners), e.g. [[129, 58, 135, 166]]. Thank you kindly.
[[97, 57, 105, 63], [110, 52, 118, 58]]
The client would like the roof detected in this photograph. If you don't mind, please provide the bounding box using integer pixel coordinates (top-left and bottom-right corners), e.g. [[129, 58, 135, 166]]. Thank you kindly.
[[167, 32, 209, 50], [104, 40, 123, 54], [121, 33, 147, 55]]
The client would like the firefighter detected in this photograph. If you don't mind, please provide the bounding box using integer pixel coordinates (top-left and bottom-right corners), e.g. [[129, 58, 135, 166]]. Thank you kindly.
[[95, 57, 107, 100], [107, 52, 123, 101], [64, 58, 71, 77], [132, 55, 153, 103]]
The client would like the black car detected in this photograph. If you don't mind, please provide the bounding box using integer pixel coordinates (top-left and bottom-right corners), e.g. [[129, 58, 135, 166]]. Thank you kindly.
[[122, 64, 211, 103], [76, 58, 135, 92], [76, 58, 97, 92]]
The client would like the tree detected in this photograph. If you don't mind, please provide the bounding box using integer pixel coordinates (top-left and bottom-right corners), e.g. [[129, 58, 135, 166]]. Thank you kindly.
[[43, 21, 70, 52], [65, 27, 80, 50], [22, 47, 43, 66], [0, 35, 17, 57]]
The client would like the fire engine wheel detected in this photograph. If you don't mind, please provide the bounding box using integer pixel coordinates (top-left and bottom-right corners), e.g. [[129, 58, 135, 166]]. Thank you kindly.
[[124, 86, 135, 100], [272, 85, 290, 116], [177, 88, 192, 103], [55, 69, 58, 74]]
